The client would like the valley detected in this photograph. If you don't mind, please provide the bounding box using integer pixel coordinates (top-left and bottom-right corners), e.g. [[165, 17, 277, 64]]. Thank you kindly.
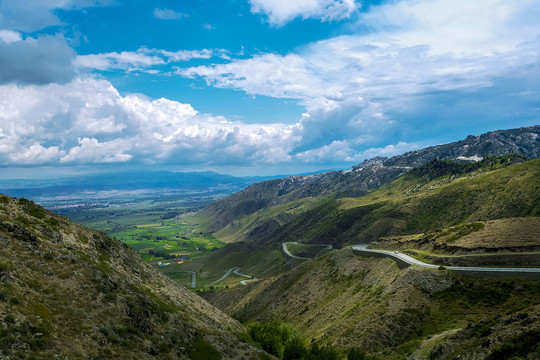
[[3, 126, 539, 359], [168, 129, 540, 359]]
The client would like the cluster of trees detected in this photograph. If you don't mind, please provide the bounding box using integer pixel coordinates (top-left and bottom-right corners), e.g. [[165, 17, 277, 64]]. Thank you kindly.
[[147, 249, 175, 259], [246, 321, 377, 360], [409, 154, 527, 181]]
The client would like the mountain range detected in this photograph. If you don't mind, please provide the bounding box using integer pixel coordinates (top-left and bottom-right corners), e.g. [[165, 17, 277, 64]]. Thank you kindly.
[[1, 125, 540, 359]]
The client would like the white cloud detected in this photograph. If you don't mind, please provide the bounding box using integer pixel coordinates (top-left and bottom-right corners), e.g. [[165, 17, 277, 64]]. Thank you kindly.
[[0, 30, 21, 43], [359, 142, 419, 159], [249, 0, 359, 26], [0, 78, 298, 167], [293, 140, 360, 163], [180, 0, 540, 153], [75, 48, 222, 72], [75, 50, 165, 72], [9, 144, 64, 164], [153, 8, 187, 20], [60, 137, 133, 163]]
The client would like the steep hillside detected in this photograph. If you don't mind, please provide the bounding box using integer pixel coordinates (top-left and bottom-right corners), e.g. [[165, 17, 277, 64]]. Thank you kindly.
[[214, 156, 540, 249], [195, 126, 540, 233], [0, 195, 267, 359], [201, 248, 540, 359]]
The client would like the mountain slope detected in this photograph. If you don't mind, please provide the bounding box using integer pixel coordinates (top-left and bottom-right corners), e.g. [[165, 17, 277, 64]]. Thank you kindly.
[[205, 156, 539, 251], [195, 125, 540, 234], [0, 195, 266, 359], [201, 248, 540, 359]]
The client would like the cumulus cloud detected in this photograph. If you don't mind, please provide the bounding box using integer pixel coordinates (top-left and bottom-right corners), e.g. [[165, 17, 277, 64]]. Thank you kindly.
[[9, 144, 64, 165], [249, 0, 359, 26], [0, 34, 76, 85], [180, 0, 540, 155], [0, 78, 298, 167], [60, 137, 133, 163]]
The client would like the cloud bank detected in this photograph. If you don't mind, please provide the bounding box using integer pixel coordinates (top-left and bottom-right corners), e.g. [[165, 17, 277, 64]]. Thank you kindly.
[[1, 0, 539, 173], [0, 78, 298, 167], [181, 0, 540, 152]]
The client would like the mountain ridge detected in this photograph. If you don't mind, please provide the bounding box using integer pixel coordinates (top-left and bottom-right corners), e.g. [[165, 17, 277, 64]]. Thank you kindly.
[[198, 125, 540, 233]]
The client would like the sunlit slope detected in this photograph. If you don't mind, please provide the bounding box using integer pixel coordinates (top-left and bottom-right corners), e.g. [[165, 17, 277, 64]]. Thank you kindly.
[[194, 126, 540, 236], [264, 157, 540, 248], [202, 248, 540, 359]]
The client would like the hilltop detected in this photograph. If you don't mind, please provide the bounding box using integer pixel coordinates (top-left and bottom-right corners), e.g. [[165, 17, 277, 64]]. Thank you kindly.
[[0, 195, 267, 359]]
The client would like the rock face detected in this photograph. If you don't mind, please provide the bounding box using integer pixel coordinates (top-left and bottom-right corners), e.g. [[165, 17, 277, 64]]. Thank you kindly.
[[0, 195, 264, 359], [201, 125, 540, 232]]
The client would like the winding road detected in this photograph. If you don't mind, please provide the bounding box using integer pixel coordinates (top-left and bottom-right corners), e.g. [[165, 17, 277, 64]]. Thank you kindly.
[[209, 267, 258, 286], [209, 267, 239, 285], [352, 245, 540, 280], [282, 242, 310, 259], [282, 242, 333, 259], [233, 268, 258, 285]]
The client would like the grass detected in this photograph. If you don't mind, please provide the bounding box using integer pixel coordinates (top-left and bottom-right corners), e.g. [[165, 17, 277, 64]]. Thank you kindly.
[[203, 247, 540, 359], [78, 212, 225, 261], [175, 243, 288, 287], [256, 158, 540, 248]]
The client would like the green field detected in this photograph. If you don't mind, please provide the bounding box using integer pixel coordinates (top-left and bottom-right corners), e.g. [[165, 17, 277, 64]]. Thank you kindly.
[[52, 196, 226, 263]]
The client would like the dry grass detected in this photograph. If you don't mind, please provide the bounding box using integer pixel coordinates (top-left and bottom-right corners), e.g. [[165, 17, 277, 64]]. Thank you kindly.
[[454, 217, 540, 249]]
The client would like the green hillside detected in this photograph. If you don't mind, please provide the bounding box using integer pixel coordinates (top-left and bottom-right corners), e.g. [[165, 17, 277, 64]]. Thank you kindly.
[[0, 195, 267, 359], [190, 157, 539, 252], [194, 126, 540, 236], [201, 248, 540, 359]]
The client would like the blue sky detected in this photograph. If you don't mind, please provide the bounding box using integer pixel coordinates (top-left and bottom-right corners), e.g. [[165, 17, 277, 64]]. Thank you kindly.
[[0, 0, 539, 177]]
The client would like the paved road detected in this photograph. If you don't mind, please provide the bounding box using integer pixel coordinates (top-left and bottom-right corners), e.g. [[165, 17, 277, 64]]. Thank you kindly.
[[168, 270, 197, 288], [233, 268, 258, 285], [208, 267, 258, 286], [209, 267, 239, 285], [352, 245, 540, 279], [282, 242, 333, 259]]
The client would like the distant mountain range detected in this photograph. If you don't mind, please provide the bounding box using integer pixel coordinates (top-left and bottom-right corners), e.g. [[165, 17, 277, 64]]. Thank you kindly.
[[0, 170, 279, 200], [198, 125, 540, 233]]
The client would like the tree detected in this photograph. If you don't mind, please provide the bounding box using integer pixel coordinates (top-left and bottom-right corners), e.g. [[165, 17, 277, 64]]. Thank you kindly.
[[282, 337, 306, 360], [348, 347, 367, 360]]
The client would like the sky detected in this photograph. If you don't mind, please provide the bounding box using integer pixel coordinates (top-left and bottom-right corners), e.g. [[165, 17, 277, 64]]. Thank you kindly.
[[0, 0, 539, 178]]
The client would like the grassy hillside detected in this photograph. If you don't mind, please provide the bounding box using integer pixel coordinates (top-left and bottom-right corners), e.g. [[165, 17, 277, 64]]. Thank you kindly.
[[262, 157, 540, 248], [174, 157, 539, 289], [173, 242, 297, 287], [0, 195, 267, 359], [194, 126, 540, 236], [201, 248, 540, 359]]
